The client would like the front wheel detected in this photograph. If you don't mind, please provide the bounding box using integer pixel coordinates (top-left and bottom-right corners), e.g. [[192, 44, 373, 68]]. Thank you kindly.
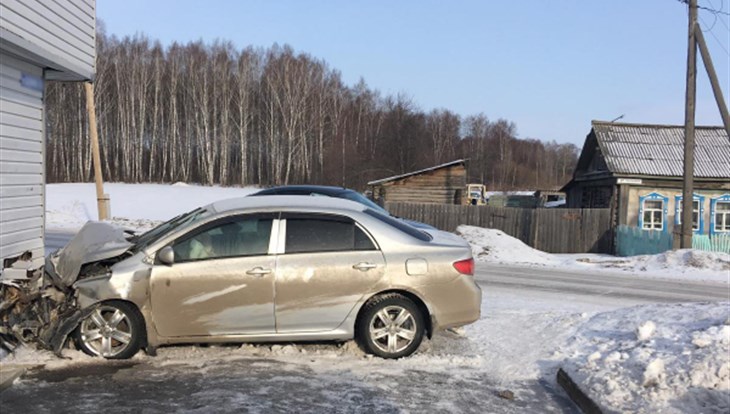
[[357, 294, 425, 359], [74, 301, 144, 359]]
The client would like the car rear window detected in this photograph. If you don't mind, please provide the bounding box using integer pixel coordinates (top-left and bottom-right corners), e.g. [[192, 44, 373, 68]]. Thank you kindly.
[[364, 209, 432, 242], [285, 217, 376, 253]]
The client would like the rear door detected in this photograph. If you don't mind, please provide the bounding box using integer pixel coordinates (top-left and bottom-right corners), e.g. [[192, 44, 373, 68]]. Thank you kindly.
[[274, 213, 385, 332]]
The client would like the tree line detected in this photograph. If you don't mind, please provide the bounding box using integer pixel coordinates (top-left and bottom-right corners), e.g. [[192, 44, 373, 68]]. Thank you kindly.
[[45, 31, 579, 191]]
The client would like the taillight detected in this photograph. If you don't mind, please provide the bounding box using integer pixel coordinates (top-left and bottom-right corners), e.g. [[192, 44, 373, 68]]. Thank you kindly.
[[453, 258, 474, 275]]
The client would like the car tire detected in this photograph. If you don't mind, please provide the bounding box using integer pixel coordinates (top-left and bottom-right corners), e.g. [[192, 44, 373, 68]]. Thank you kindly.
[[74, 301, 145, 359], [357, 293, 425, 359]]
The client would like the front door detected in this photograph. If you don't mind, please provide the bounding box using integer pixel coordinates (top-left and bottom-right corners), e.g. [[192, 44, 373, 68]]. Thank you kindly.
[[150, 214, 277, 337], [274, 214, 385, 332]]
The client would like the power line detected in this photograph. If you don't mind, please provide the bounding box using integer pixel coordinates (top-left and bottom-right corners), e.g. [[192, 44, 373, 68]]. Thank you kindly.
[[705, 0, 730, 31], [678, 0, 730, 16], [699, 14, 730, 56]]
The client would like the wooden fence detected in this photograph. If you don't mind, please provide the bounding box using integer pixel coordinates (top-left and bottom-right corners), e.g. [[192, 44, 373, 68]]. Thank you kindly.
[[385, 202, 614, 254]]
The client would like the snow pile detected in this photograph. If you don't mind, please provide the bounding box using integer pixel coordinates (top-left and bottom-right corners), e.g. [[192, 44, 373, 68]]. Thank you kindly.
[[458, 225, 729, 283], [1, 346, 92, 369], [621, 249, 730, 274], [46, 183, 259, 229], [559, 302, 730, 413], [456, 225, 561, 266]]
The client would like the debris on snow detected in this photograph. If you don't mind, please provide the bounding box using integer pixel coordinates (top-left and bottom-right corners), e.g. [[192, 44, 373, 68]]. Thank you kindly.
[[497, 390, 515, 400]]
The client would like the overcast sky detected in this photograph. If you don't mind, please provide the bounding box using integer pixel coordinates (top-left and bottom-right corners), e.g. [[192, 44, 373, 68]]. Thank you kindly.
[[97, 0, 730, 146]]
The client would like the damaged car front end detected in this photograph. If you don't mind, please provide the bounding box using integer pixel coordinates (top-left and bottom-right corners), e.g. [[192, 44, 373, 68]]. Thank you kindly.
[[0, 221, 137, 356]]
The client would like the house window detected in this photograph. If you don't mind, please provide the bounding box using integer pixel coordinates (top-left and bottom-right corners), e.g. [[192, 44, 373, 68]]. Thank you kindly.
[[715, 201, 730, 232], [676, 198, 700, 231], [639, 192, 668, 231], [642, 200, 664, 230]]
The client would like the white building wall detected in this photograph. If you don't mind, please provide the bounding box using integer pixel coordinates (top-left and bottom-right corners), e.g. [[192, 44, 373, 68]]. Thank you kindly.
[[1, 0, 95, 79], [0, 53, 45, 267]]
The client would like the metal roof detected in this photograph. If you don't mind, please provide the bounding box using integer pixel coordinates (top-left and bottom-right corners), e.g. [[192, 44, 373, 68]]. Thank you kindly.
[[591, 121, 730, 178], [367, 159, 467, 185]]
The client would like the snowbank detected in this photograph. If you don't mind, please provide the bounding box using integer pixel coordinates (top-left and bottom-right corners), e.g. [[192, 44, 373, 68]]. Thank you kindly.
[[559, 302, 730, 413], [599, 249, 730, 275], [457, 225, 730, 284], [46, 183, 259, 230], [456, 225, 561, 266]]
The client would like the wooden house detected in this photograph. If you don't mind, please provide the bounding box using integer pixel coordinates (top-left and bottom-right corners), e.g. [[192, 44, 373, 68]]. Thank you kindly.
[[562, 121, 730, 236], [368, 159, 468, 205]]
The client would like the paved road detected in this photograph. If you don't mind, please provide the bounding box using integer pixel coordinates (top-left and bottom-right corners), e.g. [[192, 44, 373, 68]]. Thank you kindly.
[[476, 263, 729, 303]]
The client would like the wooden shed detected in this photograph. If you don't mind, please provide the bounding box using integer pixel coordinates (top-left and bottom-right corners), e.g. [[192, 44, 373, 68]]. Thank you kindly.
[[368, 159, 467, 205]]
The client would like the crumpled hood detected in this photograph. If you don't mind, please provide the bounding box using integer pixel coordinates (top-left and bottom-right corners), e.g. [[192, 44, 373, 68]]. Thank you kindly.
[[53, 221, 134, 286]]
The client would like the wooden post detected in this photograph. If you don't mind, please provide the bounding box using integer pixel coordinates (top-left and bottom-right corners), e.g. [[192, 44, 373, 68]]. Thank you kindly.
[[681, 0, 698, 249], [695, 25, 730, 138], [84, 82, 109, 220]]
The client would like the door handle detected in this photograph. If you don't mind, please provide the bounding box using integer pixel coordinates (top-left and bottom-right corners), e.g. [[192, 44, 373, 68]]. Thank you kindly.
[[246, 267, 272, 277], [353, 262, 377, 271]]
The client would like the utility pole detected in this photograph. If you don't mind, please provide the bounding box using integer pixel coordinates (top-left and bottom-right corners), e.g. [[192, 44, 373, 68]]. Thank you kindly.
[[84, 82, 110, 220], [681, 0, 697, 249], [695, 26, 730, 137]]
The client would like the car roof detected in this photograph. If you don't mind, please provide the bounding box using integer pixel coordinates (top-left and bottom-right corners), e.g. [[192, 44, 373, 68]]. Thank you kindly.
[[253, 185, 351, 196], [208, 195, 367, 215]]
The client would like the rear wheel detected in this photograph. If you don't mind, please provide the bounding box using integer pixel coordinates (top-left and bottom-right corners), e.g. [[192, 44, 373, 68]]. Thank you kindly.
[[357, 294, 424, 359], [74, 301, 144, 359]]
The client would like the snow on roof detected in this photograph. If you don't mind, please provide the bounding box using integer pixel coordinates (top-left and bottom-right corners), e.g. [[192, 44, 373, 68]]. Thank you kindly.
[[367, 159, 467, 185]]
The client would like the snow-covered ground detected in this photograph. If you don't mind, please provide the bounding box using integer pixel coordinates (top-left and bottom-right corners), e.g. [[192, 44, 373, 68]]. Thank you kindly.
[[5, 183, 727, 413], [46, 182, 259, 230], [458, 225, 730, 284]]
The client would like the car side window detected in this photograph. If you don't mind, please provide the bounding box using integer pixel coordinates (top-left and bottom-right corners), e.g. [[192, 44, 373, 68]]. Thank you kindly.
[[285, 217, 376, 254], [173, 216, 273, 262]]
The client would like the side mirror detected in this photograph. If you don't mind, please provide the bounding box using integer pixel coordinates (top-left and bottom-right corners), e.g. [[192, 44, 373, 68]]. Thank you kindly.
[[157, 246, 175, 266]]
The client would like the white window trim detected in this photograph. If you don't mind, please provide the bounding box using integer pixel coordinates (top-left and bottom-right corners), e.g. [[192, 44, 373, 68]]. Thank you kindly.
[[714, 200, 730, 233], [642, 199, 665, 230]]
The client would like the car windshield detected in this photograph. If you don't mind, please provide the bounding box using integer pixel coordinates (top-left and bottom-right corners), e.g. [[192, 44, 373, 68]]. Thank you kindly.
[[340, 190, 389, 214], [131, 207, 210, 251]]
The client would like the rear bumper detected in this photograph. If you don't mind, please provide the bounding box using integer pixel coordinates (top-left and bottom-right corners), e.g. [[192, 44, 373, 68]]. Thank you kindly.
[[426, 276, 482, 331]]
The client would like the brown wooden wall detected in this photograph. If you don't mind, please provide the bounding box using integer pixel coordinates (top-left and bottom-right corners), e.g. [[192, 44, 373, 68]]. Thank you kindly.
[[372, 165, 466, 204], [386, 202, 614, 254]]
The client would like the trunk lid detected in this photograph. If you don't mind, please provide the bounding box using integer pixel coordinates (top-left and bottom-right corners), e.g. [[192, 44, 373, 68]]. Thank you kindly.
[[423, 228, 471, 248]]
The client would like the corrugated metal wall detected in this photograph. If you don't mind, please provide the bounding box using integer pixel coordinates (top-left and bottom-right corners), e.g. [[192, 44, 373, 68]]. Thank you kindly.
[[0, 53, 45, 266], [1, 0, 96, 79]]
